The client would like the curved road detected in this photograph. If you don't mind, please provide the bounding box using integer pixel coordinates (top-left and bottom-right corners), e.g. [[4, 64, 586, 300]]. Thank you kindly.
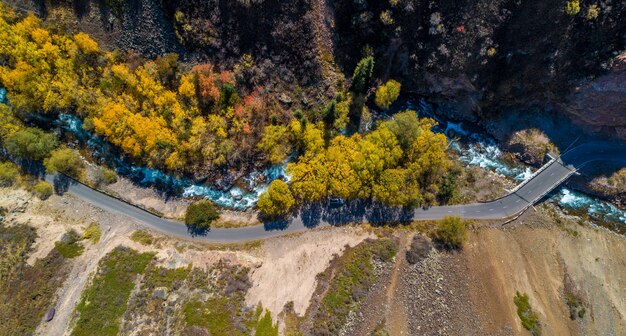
[[50, 142, 626, 242]]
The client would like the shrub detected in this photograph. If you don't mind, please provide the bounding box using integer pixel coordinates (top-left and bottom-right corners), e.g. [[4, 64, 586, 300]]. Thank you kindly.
[[380, 10, 394, 26], [130, 230, 154, 245], [432, 216, 468, 248], [44, 148, 84, 178], [257, 180, 295, 218], [54, 230, 84, 258], [514, 292, 541, 335], [565, 293, 586, 320], [586, 4, 599, 20], [5, 128, 58, 161], [82, 223, 101, 244], [566, 0, 580, 15], [93, 167, 118, 186], [608, 168, 626, 190], [32, 181, 53, 200], [375, 79, 401, 109], [185, 200, 220, 229], [0, 162, 19, 187]]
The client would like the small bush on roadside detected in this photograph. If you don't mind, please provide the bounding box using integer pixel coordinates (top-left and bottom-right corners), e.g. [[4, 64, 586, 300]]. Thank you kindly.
[[32, 181, 53, 200], [130, 230, 154, 245], [44, 148, 85, 179], [82, 223, 101, 244], [93, 167, 118, 187], [432, 216, 468, 249], [185, 200, 220, 229]]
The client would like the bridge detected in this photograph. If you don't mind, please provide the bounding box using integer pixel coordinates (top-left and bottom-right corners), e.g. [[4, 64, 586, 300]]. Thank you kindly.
[[48, 141, 626, 242]]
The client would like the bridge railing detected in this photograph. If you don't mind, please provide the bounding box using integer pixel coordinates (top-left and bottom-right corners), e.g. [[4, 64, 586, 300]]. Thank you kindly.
[[529, 166, 577, 205], [509, 156, 558, 194]]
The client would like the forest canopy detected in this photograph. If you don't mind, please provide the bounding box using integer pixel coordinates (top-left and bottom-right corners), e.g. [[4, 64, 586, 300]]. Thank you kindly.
[[0, 5, 276, 176], [0, 5, 454, 209]]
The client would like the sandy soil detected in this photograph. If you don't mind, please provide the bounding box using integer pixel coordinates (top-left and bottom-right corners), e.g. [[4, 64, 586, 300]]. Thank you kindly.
[[464, 211, 626, 335], [104, 174, 261, 227], [105, 176, 191, 219], [384, 234, 411, 336], [246, 227, 373, 318], [2, 184, 372, 335]]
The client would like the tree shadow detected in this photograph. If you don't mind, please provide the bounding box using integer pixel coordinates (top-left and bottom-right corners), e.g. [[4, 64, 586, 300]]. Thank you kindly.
[[321, 199, 369, 226], [365, 202, 415, 226], [186, 224, 210, 237], [299, 202, 323, 228], [263, 218, 290, 231], [52, 174, 72, 195]]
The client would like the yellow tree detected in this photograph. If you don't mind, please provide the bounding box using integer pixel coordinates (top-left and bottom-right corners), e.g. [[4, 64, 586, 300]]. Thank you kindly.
[[257, 180, 295, 218], [257, 125, 292, 164], [326, 135, 362, 199], [373, 168, 422, 206], [287, 153, 329, 202], [375, 79, 401, 109], [73, 32, 99, 54]]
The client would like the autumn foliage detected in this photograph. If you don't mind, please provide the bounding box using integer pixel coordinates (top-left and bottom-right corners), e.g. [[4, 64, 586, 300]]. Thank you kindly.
[[0, 5, 274, 175], [285, 110, 451, 206]]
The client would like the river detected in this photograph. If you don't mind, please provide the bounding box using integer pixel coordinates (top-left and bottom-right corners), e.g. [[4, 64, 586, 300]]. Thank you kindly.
[[1, 87, 624, 231]]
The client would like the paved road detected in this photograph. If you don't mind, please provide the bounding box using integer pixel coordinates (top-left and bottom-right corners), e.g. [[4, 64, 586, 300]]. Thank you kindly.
[[51, 141, 626, 242]]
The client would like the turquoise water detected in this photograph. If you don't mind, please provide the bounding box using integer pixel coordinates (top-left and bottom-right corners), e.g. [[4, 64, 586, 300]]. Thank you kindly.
[[10, 94, 625, 227], [57, 113, 289, 210], [59, 103, 626, 228], [406, 100, 625, 230]]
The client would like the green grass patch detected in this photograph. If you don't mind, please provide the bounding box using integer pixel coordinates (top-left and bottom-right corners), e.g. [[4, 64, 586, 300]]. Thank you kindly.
[[130, 230, 154, 245], [184, 297, 243, 335], [254, 309, 278, 336], [180, 262, 278, 335], [314, 239, 397, 334], [71, 247, 154, 336], [0, 224, 69, 336], [54, 230, 84, 258], [143, 264, 191, 289], [514, 291, 541, 335], [82, 223, 101, 244], [183, 299, 278, 336]]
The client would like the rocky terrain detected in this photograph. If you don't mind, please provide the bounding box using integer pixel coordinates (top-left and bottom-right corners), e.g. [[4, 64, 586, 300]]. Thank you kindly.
[[8, 0, 625, 124], [1, 163, 625, 335], [0, 1, 625, 335], [562, 52, 626, 141]]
